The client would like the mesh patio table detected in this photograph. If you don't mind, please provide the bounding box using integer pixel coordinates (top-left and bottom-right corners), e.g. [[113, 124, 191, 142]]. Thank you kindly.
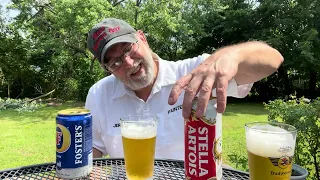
[[0, 158, 249, 179]]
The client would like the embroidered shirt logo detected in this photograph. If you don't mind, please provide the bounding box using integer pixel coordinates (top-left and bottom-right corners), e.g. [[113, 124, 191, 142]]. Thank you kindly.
[[168, 105, 182, 114], [113, 123, 120, 128]]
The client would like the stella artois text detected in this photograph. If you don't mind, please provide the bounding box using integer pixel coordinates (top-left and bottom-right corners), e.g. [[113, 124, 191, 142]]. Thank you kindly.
[[185, 97, 222, 180]]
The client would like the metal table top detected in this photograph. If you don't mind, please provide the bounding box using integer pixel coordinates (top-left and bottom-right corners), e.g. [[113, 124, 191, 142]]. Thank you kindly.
[[0, 158, 249, 179]]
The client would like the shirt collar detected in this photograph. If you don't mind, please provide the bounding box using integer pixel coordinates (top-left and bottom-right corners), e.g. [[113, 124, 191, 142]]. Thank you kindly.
[[152, 53, 177, 92], [111, 53, 177, 100], [111, 79, 134, 100]]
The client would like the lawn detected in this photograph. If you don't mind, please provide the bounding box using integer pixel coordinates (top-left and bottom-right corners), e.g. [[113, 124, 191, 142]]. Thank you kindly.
[[0, 102, 268, 171], [0, 102, 85, 170], [222, 102, 268, 170]]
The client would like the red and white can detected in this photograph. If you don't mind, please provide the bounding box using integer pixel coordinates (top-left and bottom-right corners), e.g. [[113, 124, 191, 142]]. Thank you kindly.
[[184, 97, 222, 180]]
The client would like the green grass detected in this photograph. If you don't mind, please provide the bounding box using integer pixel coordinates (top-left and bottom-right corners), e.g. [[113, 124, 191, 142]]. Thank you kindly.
[[0, 102, 85, 170], [222, 102, 268, 170], [0, 102, 268, 171]]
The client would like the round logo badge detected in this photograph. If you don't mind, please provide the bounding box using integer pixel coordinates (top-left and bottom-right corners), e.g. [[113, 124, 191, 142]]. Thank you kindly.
[[56, 124, 71, 153], [278, 156, 291, 169]]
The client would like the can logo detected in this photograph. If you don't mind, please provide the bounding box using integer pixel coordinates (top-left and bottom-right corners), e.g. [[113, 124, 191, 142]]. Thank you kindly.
[[185, 98, 222, 180], [56, 124, 71, 153]]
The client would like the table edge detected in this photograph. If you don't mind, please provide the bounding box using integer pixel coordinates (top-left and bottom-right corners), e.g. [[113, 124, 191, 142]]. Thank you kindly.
[[0, 158, 249, 176]]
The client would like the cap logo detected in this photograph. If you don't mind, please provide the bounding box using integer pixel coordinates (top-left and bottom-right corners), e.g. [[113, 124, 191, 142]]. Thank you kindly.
[[108, 26, 120, 33], [92, 26, 106, 40], [92, 26, 108, 52]]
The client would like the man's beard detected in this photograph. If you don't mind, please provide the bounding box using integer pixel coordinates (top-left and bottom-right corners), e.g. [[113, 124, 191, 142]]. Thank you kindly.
[[121, 53, 155, 91]]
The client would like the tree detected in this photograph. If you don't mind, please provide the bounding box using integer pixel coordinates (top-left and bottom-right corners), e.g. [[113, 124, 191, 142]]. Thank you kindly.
[[7, 0, 113, 100], [251, 0, 320, 99]]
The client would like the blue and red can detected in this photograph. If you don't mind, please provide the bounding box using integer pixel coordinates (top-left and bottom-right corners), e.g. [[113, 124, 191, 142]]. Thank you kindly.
[[56, 108, 93, 179]]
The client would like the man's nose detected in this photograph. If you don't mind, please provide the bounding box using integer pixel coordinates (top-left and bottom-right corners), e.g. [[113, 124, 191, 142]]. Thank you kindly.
[[122, 55, 135, 68]]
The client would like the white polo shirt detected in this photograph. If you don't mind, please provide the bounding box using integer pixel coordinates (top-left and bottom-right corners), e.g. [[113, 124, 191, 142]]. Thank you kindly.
[[85, 53, 253, 160]]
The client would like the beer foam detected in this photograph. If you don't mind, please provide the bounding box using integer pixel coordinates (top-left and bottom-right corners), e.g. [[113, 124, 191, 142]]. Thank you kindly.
[[121, 123, 157, 139], [246, 124, 296, 157]]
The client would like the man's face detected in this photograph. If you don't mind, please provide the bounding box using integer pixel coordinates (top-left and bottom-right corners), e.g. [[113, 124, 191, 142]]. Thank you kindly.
[[104, 34, 155, 91]]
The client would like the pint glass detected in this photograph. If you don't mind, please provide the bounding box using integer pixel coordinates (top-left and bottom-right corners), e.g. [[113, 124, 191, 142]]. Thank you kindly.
[[120, 115, 157, 180], [245, 122, 297, 180]]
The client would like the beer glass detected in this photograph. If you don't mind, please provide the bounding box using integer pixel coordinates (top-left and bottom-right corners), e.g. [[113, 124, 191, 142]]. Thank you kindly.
[[120, 115, 157, 180], [245, 122, 297, 180]]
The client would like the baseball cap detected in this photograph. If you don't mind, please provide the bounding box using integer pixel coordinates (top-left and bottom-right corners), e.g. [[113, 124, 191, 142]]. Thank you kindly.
[[87, 18, 137, 63]]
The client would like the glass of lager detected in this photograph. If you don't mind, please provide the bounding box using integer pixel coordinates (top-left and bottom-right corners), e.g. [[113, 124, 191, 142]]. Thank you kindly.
[[245, 122, 297, 180], [120, 115, 157, 180]]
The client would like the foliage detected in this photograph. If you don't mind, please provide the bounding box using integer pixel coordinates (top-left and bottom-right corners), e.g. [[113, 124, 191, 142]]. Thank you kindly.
[[0, 0, 320, 102], [251, 0, 320, 99], [227, 142, 249, 171], [0, 98, 44, 113], [265, 96, 320, 180], [0, 0, 109, 100]]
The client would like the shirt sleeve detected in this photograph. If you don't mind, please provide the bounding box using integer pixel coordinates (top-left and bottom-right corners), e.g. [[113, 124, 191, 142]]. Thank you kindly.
[[85, 88, 108, 156], [212, 78, 253, 98]]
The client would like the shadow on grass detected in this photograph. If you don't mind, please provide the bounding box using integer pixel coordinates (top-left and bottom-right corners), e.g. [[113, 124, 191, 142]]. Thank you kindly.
[[227, 142, 249, 172], [0, 102, 85, 123], [224, 102, 268, 116]]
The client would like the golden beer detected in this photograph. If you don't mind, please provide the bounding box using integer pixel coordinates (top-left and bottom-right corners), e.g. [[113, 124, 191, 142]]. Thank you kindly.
[[122, 136, 156, 180], [120, 116, 157, 180], [248, 151, 293, 180], [245, 122, 296, 180]]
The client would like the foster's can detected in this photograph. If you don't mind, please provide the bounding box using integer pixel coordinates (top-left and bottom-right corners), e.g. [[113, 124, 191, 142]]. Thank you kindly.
[[185, 97, 222, 180], [56, 108, 93, 179]]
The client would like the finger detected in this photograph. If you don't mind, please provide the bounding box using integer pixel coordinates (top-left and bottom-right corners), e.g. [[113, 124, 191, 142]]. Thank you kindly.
[[195, 77, 215, 118], [216, 77, 228, 113], [168, 73, 193, 105], [182, 75, 203, 119]]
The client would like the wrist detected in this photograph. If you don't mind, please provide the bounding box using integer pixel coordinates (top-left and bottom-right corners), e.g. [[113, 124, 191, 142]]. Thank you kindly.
[[215, 45, 244, 67]]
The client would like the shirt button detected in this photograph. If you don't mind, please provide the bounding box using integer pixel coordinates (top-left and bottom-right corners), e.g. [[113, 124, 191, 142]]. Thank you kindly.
[[136, 108, 143, 114]]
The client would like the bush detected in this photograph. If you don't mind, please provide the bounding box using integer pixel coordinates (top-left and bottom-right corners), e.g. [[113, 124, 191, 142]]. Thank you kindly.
[[265, 96, 320, 180], [0, 98, 44, 113]]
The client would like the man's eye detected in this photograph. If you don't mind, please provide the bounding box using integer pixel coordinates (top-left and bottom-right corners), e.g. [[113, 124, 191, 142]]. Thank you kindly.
[[124, 44, 132, 54], [114, 61, 121, 66], [110, 59, 121, 68]]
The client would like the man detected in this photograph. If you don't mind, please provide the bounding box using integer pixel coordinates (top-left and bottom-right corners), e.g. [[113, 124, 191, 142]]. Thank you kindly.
[[85, 18, 283, 159]]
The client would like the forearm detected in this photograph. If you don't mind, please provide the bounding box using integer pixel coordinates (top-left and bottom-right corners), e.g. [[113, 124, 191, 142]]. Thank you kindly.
[[216, 41, 284, 85]]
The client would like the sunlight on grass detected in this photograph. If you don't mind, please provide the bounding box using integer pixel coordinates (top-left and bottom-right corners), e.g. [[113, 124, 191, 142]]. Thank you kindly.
[[0, 102, 268, 172], [222, 102, 268, 171], [0, 102, 85, 170]]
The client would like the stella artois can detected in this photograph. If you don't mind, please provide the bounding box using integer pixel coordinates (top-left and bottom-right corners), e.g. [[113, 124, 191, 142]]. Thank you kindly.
[[184, 97, 222, 180]]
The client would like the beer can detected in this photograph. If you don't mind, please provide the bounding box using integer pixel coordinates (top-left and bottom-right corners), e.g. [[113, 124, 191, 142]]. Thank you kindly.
[[185, 97, 222, 180], [56, 108, 93, 179]]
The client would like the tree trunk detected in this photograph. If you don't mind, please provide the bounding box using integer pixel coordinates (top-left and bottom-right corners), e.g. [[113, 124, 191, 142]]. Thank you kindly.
[[277, 66, 291, 97], [134, 0, 142, 26], [21, 76, 24, 98], [312, 150, 320, 180], [27, 89, 55, 102], [7, 84, 10, 98], [308, 70, 317, 99]]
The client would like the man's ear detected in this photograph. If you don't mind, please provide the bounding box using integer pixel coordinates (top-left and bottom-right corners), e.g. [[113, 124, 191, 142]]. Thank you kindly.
[[136, 30, 149, 46]]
